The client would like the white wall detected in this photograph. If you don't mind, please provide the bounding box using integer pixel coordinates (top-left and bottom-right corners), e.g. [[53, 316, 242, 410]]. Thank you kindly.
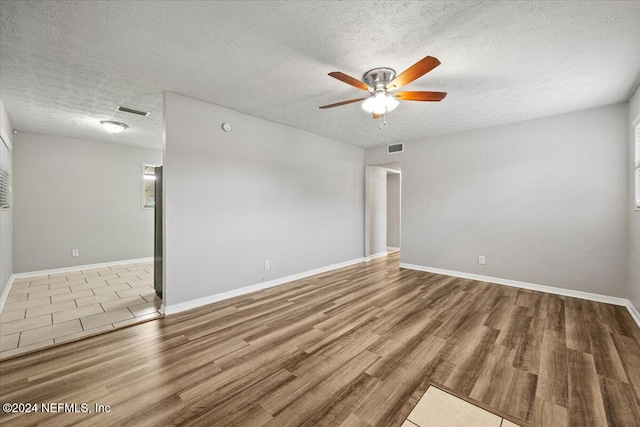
[[13, 133, 162, 272], [629, 88, 640, 310], [366, 103, 629, 297], [163, 92, 364, 307], [0, 98, 13, 300], [387, 172, 400, 249]]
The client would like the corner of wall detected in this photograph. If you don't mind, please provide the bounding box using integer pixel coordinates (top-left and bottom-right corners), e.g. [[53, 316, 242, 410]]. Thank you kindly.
[[628, 86, 640, 312], [0, 97, 14, 301]]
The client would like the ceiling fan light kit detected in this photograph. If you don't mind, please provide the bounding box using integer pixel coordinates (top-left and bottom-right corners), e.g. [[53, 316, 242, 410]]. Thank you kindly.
[[320, 55, 447, 125]]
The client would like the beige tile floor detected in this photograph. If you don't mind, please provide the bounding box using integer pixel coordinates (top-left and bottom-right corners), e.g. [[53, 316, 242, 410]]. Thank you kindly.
[[403, 386, 523, 427], [0, 261, 162, 359]]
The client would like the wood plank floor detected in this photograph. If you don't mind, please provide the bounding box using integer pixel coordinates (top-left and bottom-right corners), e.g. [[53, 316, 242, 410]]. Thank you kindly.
[[1, 252, 639, 426]]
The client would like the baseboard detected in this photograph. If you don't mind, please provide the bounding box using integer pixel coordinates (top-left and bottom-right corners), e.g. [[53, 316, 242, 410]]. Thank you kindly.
[[365, 251, 388, 262], [386, 247, 401, 252], [399, 262, 629, 307], [627, 300, 640, 328], [164, 257, 367, 315], [0, 276, 15, 313], [10, 257, 154, 279]]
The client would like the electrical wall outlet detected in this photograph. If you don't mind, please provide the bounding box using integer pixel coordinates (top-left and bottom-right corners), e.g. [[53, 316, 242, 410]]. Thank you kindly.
[[478, 255, 485, 265], [264, 260, 270, 270], [72, 248, 80, 257]]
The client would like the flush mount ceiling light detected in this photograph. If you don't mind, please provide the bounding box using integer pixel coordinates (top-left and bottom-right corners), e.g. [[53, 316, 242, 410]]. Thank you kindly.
[[319, 55, 447, 126], [100, 120, 128, 134]]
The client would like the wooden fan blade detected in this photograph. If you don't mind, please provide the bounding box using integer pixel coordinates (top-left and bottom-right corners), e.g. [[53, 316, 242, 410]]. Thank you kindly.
[[387, 56, 441, 90], [319, 98, 366, 109], [328, 72, 370, 91], [394, 91, 447, 101]]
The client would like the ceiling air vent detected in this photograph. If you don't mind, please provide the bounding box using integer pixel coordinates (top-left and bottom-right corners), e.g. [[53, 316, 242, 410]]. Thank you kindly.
[[387, 143, 404, 154], [117, 106, 150, 117]]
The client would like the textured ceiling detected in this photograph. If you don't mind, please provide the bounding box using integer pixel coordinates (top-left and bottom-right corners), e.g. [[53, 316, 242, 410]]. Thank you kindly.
[[1, 1, 640, 150]]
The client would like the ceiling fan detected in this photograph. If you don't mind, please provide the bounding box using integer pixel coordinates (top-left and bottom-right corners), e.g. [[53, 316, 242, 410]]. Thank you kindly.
[[319, 55, 447, 119]]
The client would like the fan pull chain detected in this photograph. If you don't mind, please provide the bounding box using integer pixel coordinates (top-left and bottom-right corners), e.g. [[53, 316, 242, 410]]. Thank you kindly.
[[378, 114, 387, 130]]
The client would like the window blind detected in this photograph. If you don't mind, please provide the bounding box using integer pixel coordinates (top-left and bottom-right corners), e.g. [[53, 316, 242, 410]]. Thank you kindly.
[[0, 136, 10, 209]]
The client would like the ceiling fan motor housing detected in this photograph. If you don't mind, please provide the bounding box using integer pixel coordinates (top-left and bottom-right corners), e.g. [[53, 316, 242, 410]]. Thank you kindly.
[[363, 67, 396, 91]]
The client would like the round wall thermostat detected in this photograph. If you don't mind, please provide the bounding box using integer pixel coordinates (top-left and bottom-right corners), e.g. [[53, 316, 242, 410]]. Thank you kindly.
[[221, 123, 232, 132]]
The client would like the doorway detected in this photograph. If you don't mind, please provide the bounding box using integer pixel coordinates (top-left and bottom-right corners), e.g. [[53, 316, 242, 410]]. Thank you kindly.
[[0, 157, 164, 359], [153, 166, 163, 300], [386, 169, 401, 253], [365, 163, 401, 259]]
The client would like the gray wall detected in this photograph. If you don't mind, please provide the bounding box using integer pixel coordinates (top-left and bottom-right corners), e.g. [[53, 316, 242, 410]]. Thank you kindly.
[[163, 92, 364, 307], [366, 103, 629, 297], [0, 98, 13, 299], [13, 133, 162, 272], [630, 88, 640, 310], [387, 172, 400, 249]]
